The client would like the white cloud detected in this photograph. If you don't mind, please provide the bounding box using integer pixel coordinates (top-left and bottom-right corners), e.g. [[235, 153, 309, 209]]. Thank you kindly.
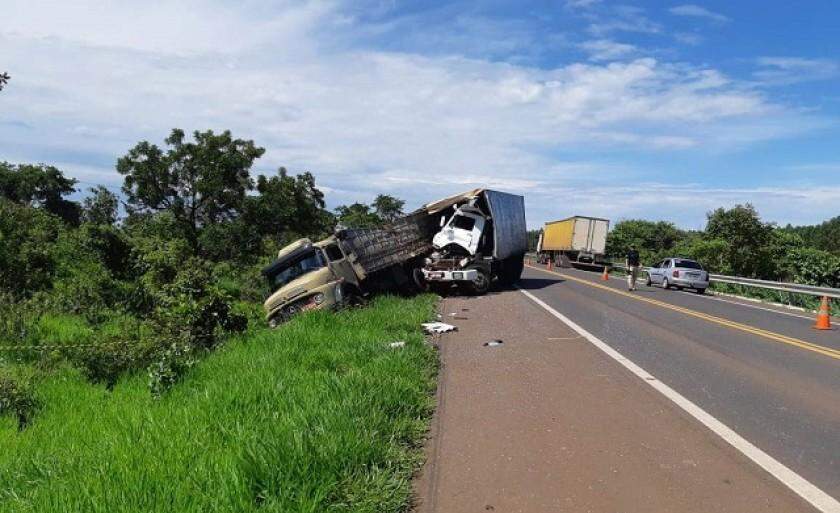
[[0, 1, 830, 225], [588, 6, 662, 35], [669, 4, 730, 23], [579, 39, 637, 61], [754, 57, 840, 85]]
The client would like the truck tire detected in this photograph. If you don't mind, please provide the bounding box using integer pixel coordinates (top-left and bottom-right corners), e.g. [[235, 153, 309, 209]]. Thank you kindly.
[[471, 269, 490, 295]]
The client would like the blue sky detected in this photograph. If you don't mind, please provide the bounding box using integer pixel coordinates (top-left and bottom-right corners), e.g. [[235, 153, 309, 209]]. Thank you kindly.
[[1, 0, 838, 229]]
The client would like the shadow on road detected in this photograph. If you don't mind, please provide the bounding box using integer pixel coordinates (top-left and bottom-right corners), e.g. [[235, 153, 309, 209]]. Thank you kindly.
[[515, 277, 564, 290]]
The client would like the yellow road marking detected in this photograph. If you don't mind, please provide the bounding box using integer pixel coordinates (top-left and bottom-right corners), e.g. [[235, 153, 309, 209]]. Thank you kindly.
[[525, 264, 840, 361]]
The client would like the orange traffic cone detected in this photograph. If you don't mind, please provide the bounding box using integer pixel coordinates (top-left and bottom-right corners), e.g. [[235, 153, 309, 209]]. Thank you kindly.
[[601, 266, 609, 281], [814, 296, 832, 330], [547, 258, 553, 271]]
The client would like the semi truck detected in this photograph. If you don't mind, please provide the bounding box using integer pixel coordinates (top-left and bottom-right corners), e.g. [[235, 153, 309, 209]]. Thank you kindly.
[[419, 189, 527, 294], [536, 216, 609, 269], [261, 188, 528, 325]]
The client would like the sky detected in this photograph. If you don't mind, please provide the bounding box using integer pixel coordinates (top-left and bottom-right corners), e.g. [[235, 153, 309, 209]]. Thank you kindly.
[[1, 0, 839, 229]]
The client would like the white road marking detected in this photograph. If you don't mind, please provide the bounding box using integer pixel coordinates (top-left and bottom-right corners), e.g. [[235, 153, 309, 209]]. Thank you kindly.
[[517, 286, 840, 513]]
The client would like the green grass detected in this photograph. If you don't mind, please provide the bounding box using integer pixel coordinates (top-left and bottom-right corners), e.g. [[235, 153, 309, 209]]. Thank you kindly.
[[0, 295, 439, 513]]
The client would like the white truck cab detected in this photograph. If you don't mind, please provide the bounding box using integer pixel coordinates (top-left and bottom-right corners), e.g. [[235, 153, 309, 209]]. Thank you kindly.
[[432, 206, 486, 255]]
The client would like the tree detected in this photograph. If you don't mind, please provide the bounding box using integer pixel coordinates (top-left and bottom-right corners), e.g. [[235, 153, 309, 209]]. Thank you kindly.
[[117, 129, 265, 252], [335, 203, 382, 228], [244, 168, 333, 243], [0, 162, 80, 224], [372, 194, 405, 223], [705, 204, 774, 278], [82, 186, 119, 226], [605, 219, 686, 264], [0, 72, 9, 91]]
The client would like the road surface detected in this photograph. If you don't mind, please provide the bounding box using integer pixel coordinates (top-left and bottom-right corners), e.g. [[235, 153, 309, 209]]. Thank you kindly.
[[415, 264, 840, 512], [521, 264, 840, 498]]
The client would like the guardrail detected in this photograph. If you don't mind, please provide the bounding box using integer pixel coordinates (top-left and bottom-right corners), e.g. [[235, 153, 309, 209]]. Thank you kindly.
[[611, 262, 840, 299]]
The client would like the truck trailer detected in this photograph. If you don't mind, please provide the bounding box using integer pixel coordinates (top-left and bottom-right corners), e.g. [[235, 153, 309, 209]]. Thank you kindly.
[[536, 216, 609, 269]]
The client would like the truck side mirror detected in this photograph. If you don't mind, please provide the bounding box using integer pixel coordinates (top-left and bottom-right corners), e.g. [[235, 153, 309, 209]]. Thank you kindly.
[[440, 215, 446, 227]]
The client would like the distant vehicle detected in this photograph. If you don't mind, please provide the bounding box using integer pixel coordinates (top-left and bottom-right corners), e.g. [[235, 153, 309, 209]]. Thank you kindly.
[[646, 258, 709, 294], [536, 216, 609, 269]]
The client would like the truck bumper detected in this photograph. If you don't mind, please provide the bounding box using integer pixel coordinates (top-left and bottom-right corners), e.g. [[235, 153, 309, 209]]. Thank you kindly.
[[422, 268, 479, 282]]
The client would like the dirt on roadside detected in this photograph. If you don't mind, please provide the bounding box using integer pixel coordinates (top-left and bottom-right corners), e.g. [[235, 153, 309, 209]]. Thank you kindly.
[[413, 288, 816, 513]]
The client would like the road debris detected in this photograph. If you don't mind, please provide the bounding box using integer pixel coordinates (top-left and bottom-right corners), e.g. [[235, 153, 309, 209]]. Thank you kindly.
[[483, 340, 504, 347], [422, 322, 458, 334], [389, 341, 406, 349]]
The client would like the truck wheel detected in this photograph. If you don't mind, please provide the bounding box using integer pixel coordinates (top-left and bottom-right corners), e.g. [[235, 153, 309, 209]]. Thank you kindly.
[[471, 269, 490, 295]]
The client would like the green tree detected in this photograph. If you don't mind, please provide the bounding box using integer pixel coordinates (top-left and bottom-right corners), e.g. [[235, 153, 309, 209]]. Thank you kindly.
[[335, 203, 382, 228], [372, 194, 405, 223], [116, 129, 265, 252], [0, 162, 80, 224], [82, 186, 120, 226], [605, 219, 686, 264], [705, 204, 774, 278], [244, 168, 333, 245], [0, 199, 63, 297]]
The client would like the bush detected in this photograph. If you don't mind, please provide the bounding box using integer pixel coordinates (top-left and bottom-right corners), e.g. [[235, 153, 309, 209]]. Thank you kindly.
[[0, 367, 39, 430]]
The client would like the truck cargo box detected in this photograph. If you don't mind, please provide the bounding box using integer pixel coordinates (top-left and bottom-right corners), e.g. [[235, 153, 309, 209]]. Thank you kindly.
[[542, 216, 609, 254]]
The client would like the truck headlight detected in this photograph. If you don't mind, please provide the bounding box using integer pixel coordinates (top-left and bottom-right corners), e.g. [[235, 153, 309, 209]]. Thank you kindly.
[[313, 293, 325, 305], [334, 284, 343, 302]]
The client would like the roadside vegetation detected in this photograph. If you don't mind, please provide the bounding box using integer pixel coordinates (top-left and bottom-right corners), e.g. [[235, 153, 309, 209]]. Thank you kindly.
[[603, 206, 840, 308], [0, 295, 437, 512], [0, 126, 434, 511]]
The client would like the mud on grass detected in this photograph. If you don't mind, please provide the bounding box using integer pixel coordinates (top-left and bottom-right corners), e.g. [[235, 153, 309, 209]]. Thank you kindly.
[[0, 295, 439, 513]]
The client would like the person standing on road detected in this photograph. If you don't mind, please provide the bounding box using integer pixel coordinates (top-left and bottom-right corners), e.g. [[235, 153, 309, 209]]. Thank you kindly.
[[626, 245, 641, 291]]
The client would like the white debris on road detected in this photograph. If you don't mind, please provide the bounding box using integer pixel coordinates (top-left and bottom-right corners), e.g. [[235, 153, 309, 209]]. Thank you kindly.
[[422, 322, 458, 334]]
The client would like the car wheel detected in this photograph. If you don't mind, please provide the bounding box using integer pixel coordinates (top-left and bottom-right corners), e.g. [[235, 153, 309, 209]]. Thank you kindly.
[[662, 278, 671, 290], [695, 288, 706, 295]]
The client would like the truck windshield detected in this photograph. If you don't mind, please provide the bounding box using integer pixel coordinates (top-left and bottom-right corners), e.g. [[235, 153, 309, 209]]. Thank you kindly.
[[450, 215, 476, 231], [267, 250, 325, 292]]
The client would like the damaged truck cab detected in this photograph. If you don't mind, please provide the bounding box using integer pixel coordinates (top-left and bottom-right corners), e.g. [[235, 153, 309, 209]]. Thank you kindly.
[[261, 237, 359, 328], [421, 189, 527, 295]]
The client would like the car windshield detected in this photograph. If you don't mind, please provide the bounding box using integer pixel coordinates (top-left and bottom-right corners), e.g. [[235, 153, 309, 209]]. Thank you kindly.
[[267, 250, 325, 292], [674, 259, 702, 270]]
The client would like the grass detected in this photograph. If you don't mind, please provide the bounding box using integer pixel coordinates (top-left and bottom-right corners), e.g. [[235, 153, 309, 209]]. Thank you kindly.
[[0, 294, 439, 513]]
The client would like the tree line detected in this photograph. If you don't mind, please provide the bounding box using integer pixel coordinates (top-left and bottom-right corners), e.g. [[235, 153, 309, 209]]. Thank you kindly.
[[604, 206, 840, 287]]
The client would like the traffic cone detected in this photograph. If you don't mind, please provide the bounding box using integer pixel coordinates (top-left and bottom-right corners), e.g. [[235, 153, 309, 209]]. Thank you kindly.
[[547, 258, 553, 271], [814, 296, 832, 330], [601, 266, 609, 281]]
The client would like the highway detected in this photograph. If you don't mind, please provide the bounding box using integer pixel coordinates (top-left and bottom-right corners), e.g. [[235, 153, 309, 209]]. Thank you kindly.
[[519, 263, 840, 502]]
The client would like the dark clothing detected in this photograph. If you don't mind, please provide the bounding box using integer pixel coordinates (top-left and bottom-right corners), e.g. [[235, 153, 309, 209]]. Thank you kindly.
[[626, 249, 640, 267]]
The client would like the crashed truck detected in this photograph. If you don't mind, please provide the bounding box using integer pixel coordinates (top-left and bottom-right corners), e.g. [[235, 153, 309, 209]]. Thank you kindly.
[[261, 189, 527, 326]]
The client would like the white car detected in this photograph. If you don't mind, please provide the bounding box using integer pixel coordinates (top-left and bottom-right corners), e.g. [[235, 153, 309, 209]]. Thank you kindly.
[[646, 258, 709, 294]]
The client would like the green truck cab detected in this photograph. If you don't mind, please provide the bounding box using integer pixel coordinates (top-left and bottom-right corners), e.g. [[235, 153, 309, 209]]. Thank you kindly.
[[261, 237, 362, 327]]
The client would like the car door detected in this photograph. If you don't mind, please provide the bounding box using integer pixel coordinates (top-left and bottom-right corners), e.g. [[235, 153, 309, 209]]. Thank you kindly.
[[323, 243, 360, 287], [649, 260, 663, 283]]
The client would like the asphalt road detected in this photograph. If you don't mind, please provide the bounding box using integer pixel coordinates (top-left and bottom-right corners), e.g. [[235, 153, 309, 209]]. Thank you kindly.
[[519, 264, 840, 501]]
